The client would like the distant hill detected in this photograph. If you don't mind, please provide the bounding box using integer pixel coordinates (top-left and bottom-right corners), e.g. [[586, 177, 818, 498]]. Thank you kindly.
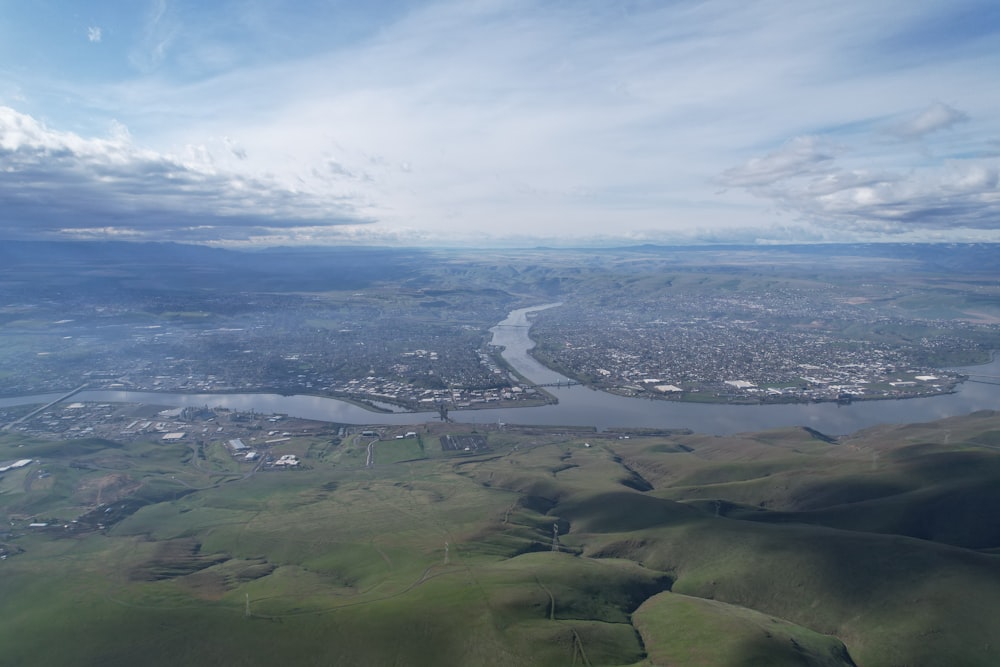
[[0, 240, 431, 292]]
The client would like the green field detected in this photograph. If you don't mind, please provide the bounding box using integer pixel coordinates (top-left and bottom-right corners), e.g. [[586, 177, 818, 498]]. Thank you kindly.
[[3, 414, 1000, 665], [373, 436, 426, 464]]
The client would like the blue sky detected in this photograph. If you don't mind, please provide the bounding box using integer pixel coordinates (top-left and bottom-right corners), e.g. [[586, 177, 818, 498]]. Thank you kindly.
[[1, 0, 998, 246]]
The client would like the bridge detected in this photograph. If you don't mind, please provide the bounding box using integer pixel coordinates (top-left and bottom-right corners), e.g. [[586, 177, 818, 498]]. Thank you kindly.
[[965, 373, 1000, 386], [2, 383, 89, 431]]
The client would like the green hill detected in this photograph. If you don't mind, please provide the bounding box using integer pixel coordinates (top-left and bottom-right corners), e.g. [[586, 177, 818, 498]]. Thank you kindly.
[[634, 592, 857, 667], [3, 414, 1000, 665]]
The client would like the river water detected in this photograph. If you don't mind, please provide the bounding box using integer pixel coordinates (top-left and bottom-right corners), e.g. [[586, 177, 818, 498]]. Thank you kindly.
[[2, 304, 997, 435]]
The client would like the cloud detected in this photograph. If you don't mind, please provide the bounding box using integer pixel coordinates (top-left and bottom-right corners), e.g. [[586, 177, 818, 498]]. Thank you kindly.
[[0, 106, 371, 242], [810, 169, 991, 226], [129, 0, 179, 72], [6, 1, 1000, 245], [889, 102, 969, 140], [88, 27, 102, 43], [721, 112, 1000, 233], [224, 137, 247, 160], [720, 137, 840, 188]]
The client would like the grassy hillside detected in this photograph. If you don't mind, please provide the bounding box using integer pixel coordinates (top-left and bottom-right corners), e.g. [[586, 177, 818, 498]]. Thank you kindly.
[[634, 593, 857, 667], [3, 414, 1000, 665]]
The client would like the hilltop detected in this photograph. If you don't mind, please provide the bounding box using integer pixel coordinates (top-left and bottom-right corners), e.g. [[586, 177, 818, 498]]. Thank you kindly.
[[2, 411, 1000, 665]]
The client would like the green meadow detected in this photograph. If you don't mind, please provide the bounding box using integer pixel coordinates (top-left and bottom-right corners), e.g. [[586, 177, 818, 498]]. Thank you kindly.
[[3, 414, 1000, 665]]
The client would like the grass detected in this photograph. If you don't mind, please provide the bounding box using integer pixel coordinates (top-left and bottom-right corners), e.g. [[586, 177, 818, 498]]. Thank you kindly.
[[3, 414, 1000, 665], [372, 436, 425, 464], [634, 592, 856, 666]]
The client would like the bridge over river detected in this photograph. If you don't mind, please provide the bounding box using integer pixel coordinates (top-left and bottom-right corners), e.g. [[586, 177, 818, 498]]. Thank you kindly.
[[2, 306, 998, 436]]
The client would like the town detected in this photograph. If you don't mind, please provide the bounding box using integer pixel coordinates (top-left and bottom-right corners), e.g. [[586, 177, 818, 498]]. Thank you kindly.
[[529, 287, 973, 403], [1, 243, 997, 408]]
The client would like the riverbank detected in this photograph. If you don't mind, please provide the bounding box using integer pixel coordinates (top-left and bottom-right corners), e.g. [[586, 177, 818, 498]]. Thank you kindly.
[[597, 383, 962, 405], [2, 307, 999, 436]]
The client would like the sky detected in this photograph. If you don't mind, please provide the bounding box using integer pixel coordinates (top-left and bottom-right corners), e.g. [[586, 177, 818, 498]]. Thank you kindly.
[[1, 0, 999, 247]]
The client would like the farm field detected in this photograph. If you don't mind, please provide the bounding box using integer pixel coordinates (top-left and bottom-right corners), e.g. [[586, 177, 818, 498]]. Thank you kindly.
[[3, 413, 1000, 666]]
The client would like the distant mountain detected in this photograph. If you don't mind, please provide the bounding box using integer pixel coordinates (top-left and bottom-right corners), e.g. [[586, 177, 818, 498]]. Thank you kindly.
[[0, 240, 431, 292]]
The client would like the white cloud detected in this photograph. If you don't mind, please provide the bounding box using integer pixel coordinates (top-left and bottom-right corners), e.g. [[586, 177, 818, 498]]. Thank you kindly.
[[224, 136, 247, 160], [0, 106, 370, 242], [88, 26, 102, 43], [721, 117, 1000, 232], [888, 102, 969, 140], [5, 1, 1000, 245], [720, 137, 840, 188], [129, 0, 179, 72], [59, 226, 143, 239]]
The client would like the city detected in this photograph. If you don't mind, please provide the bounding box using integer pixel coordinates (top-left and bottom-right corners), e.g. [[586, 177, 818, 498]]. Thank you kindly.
[[2, 244, 995, 409]]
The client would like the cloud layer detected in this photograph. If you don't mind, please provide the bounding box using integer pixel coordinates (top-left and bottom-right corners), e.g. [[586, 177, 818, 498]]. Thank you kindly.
[[721, 103, 999, 234], [0, 106, 369, 242], [0, 1, 999, 245]]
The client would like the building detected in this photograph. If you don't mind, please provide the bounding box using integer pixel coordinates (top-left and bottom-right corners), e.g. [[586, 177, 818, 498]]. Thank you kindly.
[[227, 438, 248, 452], [273, 454, 299, 467]]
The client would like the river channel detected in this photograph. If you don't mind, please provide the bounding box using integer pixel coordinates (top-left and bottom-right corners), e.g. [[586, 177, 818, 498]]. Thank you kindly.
[[2, 304, 998, 435]]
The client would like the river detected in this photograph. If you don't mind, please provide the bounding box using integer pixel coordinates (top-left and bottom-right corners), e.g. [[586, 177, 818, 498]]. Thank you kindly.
[[1, 303, 998, 435]]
